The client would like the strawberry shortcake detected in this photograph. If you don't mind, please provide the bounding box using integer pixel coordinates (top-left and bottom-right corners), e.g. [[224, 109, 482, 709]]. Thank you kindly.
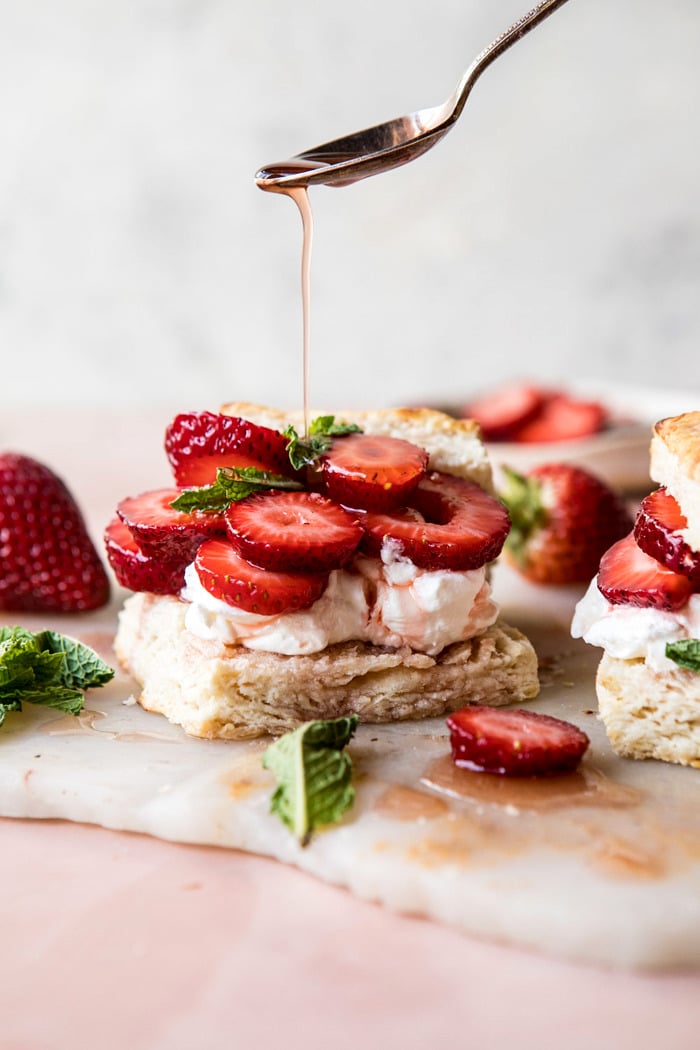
[[572, 411, 700, 767], [108, 403, 539, 739]]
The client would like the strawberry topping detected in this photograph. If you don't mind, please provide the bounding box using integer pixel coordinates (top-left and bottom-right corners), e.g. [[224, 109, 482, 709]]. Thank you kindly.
[[514, 394, 606, 444], [0, 452, 110, 612], [225, 491, 363, 572], [447, 706, 589, 776], [634, 487, 700, 585], [321, 432, 428, 511], [194, 538, 328, 615], [165, 412, 293, 487], [117, 488, 225, 563], [597, 532, 695, 611], [360, 472, 510, 571], [465, 383, 545, 441], [104, 518, 186, 595]]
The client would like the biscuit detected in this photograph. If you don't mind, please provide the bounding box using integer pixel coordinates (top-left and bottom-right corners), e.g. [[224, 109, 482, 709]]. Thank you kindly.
[[596, 652, 700, 768], [650, 411, 700, 549], [116, 592, 540, 740]]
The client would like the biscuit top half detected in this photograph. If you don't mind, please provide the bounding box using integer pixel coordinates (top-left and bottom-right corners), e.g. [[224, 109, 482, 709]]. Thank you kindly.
[[650, 411, 700, 549], [220, 402, 494, 495]]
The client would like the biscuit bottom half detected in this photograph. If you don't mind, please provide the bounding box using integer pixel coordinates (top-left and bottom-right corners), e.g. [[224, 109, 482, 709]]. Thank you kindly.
[[115, 592, 540, 740], [597, 653, 700, 768]]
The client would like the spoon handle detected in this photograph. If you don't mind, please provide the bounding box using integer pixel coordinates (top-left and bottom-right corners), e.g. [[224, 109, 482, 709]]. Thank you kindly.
[[451, 0, 572, 121]]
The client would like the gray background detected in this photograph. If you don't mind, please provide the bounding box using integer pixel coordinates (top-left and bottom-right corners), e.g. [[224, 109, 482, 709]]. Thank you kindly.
[[2, 0, 699, 414]]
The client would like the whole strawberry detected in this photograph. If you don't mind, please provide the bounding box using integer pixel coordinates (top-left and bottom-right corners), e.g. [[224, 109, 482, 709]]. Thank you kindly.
[[0, 453, 110, 612], [500, 463, 633, 584]]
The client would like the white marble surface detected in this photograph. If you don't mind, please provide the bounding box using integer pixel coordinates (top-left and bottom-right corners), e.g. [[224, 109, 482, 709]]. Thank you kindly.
[[1, 0, 699, 414]]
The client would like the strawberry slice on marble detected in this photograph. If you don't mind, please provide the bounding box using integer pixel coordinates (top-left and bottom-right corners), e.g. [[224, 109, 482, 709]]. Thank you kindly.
[[117, 488, 225, 563], [360, 472, 510, 571], [194, 538, 328, 615], [165, 412, 294, 487], [597, 532, 695, 611], [104, 518, 187, 595], [634, 487, 700, 585], [447, 706, 589, 776], [225, 490, 363, 573], [321, 432, 428, 511]]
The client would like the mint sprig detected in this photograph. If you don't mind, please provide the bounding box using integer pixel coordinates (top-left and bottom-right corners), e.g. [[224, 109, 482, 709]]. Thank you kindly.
[[283, 416, 362, 471], [666, 639, 700, 672], [0, 626, 115, 729], [170, 466, 304, 514], [262, 715, 358, 845]]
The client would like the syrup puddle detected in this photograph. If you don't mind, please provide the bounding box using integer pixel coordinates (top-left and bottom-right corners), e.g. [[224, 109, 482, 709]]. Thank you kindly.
[[43, 708, 180, 744], [420, 754, 643, 813]]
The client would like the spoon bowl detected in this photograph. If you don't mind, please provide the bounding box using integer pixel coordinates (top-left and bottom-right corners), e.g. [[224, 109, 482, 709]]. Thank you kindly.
[[256, 0, 572, 191]]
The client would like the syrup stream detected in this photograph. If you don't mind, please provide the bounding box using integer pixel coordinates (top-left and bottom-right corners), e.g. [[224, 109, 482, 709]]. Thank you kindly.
[[257, 161, 322, 437]]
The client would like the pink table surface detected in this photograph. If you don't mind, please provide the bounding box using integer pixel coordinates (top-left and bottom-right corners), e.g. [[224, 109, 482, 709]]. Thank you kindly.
[[3, 407, 700, 1050]]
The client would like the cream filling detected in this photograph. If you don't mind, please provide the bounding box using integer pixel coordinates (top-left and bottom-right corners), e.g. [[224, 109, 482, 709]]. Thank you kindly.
[[182, 539, 498, 657], [571, 578, 700, 673]]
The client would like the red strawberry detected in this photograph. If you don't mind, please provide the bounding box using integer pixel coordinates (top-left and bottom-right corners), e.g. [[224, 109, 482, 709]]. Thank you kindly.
[[321, 433, 428, 511], [104, 518, 186, 595], [513, 393, 606, 443], [0, 453, 110, 612], [225, 491, 362, 572], [597, 532, 695, 611], [501, 463, 633, 584], [165, 412, 293, 487], [194, 538, 328, 615], [634, 487, 700, 585], [464, 383, 545, 441], [446, 706, 589, 776], [360, 472, 510, 571], [117, 488, 225, 563]]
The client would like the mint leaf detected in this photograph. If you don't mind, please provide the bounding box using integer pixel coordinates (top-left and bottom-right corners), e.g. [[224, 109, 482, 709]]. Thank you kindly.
[[262, 715, 359, 845], [170, 466, 304, 514], [283, 416, 362, 471], [666, 639, 700, 672], [0, 626, 115, 731]]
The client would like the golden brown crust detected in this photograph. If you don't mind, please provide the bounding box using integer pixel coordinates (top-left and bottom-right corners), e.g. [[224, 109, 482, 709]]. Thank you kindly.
[[596, 652, 700, 768], [219, 401, 494, 494], [653, 412, 700, 483], [116, 593, 540, 740]]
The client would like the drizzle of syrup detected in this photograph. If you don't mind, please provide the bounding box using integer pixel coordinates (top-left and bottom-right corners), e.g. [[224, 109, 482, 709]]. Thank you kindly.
[[420, 754, 643, 812], [257, 162, 322, 438]]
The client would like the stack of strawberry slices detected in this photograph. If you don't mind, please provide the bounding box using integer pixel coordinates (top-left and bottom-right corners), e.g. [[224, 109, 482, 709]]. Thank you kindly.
[[105, 410, 511, 629], [572, 411, 700, 767], [107, 405, 541, 740]]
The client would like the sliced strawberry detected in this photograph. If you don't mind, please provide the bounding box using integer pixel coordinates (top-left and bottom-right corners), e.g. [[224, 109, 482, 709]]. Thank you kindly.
[[194, 538, 328, 615], [361, 472, 510, 571], [597, 532, 694, 611], [104, 518, 186, 595], [165, 412, 293, 487], [464, 383, 545, 441], [0, 452, 110, 612], [447, 706, 589, 776], [225, 491, 362, 572], [514, 394, 606, 443], [117, 488, 225, 563], [501, 463, 633, 584], [634, 487, 700, 585], [321, 433, 428, 511]]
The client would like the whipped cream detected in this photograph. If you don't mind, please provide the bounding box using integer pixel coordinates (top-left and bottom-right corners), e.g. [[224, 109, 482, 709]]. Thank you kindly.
[[182, 539, 498, 657], [571, 578, 700, 673]]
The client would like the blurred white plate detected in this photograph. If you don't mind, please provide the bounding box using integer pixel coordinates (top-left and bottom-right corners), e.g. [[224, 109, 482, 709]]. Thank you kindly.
[[482, 383, 696, 494]]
